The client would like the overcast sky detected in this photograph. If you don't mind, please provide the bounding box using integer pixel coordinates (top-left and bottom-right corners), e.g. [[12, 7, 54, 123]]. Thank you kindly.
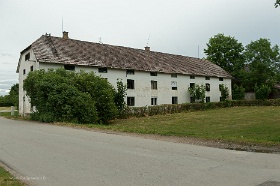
[[0, 0, 279, 95]]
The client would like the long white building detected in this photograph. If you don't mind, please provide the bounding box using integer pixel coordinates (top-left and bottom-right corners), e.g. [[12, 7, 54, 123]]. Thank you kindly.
[[17, 32, 232, 115]]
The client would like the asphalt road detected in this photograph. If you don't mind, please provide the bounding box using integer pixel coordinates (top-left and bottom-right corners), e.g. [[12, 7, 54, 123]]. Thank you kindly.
[[0, 117, 280, 186]]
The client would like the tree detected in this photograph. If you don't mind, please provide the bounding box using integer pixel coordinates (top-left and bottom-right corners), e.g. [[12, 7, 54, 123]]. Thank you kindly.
[[254, 84, 271, 100], [219, 84, 229, 101], [204, 33, 245, 78], [275, 0, 280, 7], [243, 38, 280, 91], [114, 79, 127, 114], [9, 84, 19, 108], [232, 84, 245, 100], [188, 84, 206, 103]]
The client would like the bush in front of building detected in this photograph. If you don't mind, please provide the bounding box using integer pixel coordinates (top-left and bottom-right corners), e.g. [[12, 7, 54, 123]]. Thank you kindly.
[[23, 69, 118, 124]]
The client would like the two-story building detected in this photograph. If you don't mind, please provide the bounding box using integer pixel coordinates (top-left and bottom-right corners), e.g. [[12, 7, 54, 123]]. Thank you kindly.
[[16, 32, 232, 116]]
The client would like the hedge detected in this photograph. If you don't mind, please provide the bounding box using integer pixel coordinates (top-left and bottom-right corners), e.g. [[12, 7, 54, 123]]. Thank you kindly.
[[119, 99, 280, 119], [0, 102, 14, 107]]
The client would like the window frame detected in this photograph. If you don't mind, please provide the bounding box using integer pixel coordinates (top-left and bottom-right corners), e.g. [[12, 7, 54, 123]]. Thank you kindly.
[[151, 80, 157, 90], [172, 96, 178, 104], [127, 79, 135, 89], [206, 83, 210, 91], [127, 97, 135, 106], [98, 67, 108, 73], [151, 97, 157, 106], [150, 72, 157, 76], [64, 65, 75, 71]]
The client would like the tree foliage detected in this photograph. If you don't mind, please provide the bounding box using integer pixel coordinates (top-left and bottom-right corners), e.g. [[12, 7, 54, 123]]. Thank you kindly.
[[232, 84, 245, 100], [254, 84, 271, 100], [275, 0, 280, 7], [23, 69, 118, 124], [219, 84, 229, 101], [243, 38, 280, 91], [188, 84, 206, 103], [0, 84, 19, 107], [204, 33, 245, 77], [114, 79, 127, 113]]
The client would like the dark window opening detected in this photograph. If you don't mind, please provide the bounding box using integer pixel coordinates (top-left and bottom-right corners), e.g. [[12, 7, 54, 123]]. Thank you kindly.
[[206, 83, 210, 91], [151, 81, 157, 89], [127, 79, 135, 89], [25, 53, 30, 61], [172, 87, 177, 90], [151, 98, 157, 105], [205, 76, 210, 80], [190, 97, 195, 103], [206, 97, 210, 103], [30, 66, 33, 72], [126, 69, 134, 75], [127, 97, 135, 106], [171, 74, 177, 78], [64, 65, 75, 71], [219, 77, 224, 81], [190, 83, 195, 89], [190, 75, 195, 79], [172, 97, 178, 104], [150, 72, 157, 76], [23, 69, 26, 75], [98, 67, 107, 73]]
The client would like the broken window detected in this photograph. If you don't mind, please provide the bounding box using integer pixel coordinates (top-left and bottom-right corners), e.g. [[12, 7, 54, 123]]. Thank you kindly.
[[172, 97, 178, 104], [206, 83, 210, 91], [150, 72, 157, 76], [171, 81, 177, 90], [151, 97, 157, 105], [25, 53, 30, 61], [98, 67, 107, 73], [64, 65, 75, 71]]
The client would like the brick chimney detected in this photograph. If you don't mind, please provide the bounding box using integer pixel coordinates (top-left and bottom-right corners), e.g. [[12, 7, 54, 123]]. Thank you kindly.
[[63, 31, 69, 39], [145, 46, 150, 51]]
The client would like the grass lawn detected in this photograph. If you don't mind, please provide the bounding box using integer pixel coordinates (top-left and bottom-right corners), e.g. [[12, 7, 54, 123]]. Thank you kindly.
[[0, 166, 25, 186], [0, 107, 18, 117], [75, 106, 280, 146], [0, 107, 11, 111]]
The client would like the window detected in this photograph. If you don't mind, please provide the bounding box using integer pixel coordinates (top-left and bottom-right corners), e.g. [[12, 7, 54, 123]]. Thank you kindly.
[[206, 97, 210, 103], [219, 77, 224, 81], [171, 74, 177, 78], [206, 83, 210, 91], [172, 97, 178, 104], [30, 66, 33, 72], [190, 97, 195, 103], [190, 75, 195, 79], [127, 97, 135, 106], [98, 67, 107, 73], [126, 69, 134, 75], [23, 69, 26, 75], [150, 72, 157, 76], [151, 81, 157, 90], [127, 79, 135, 89], [64, 65, 75, 71], [151, 97, 157, 105], [171, 81, 177, 90], [205, 76, 210, 80], [220, 97, 223, 102], [190, 83, 195, 88], [25, 53, 30, 61]]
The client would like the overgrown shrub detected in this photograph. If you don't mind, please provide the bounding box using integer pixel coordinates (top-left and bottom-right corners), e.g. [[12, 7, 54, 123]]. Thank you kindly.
[[24, 69, 117, 124], [232, 84, 245, 100], [219, 84, 229, 101], [254, 84, 271, 100]]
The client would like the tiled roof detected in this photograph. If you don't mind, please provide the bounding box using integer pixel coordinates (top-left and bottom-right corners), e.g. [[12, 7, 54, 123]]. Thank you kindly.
[[21, 34, 232, 78]]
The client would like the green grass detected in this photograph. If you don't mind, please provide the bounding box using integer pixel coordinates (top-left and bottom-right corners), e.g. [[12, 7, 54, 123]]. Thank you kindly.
[[72, 106, 280, 146], [0, 166, 25, 186], [0, 107, 11, 111]]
